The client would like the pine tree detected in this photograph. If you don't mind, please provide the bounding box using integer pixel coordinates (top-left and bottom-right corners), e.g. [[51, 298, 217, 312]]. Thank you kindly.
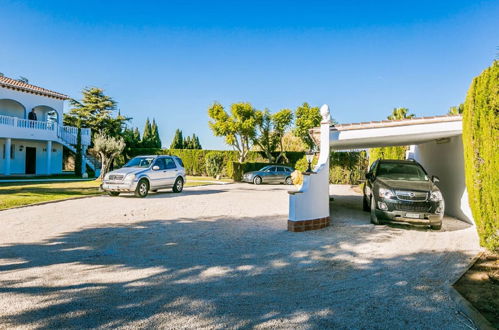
[[170, 129, 183, 149]]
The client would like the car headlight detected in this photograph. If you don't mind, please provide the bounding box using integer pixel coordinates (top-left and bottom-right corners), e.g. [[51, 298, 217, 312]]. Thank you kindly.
[[124, 173, 135, 182], [378, 187, 395, 199], [430, 190, 443, 201], [104, 173, 110, 181]]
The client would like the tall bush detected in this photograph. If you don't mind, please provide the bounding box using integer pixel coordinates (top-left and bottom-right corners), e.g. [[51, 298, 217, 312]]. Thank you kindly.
[[205, 152, 225, 178], [463, 61, 498, 251]]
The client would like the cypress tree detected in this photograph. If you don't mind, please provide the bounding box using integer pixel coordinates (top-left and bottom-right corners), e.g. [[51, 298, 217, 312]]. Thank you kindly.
[[151, 119, 162, 148], [463, 61, 498, 251], [184, 136, 192, 149], [142, 118, 152, 147], [170, 129, 183, 149], [133, 127, 141, 146], [195, 135, 202, 149]]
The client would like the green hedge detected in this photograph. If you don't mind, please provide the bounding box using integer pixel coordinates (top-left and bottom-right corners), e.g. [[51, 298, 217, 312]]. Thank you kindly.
[[123, 148, 305, 177], [227, 162, 294, 181], [463, 61, 498, 252], [368, 146, 407, 165], [121, 148, 367, 185]]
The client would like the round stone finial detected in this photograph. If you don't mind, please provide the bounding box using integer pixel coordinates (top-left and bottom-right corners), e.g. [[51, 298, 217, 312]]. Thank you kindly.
[[320, 104, 330, 120]]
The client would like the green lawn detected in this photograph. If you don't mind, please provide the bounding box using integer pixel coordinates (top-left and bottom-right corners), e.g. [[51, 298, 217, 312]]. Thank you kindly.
[[0, 176, 231, 211], [0, 180, 103, 210]]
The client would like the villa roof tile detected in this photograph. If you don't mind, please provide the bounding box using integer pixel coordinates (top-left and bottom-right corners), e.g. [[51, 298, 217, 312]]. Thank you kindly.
[[0, 76, 69, 100]]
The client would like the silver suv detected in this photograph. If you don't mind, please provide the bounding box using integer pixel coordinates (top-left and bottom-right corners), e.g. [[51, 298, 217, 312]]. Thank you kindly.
[[102, 155, 186, 198]]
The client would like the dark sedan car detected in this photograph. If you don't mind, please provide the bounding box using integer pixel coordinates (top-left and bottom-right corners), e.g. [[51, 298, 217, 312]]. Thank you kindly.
[[243, 165, 294, 185], [363, 159, 444, 230]]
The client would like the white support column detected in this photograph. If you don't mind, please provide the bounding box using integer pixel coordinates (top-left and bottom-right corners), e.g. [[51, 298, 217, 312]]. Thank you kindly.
[[4, 138, 11, 175], [46, 140, 52, 175], [288, 104, 332, 232]]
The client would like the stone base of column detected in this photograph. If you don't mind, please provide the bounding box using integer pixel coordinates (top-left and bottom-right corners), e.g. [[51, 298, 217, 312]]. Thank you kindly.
[[287, 217, 330, 232]]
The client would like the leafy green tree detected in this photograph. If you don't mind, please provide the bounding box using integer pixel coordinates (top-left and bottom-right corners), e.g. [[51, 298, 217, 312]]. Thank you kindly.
[[151, 119, 162, 148], [293, 102, 322, 149], [208, 102, 259, 162], [254, 108, 293, 162], [463, 61, 498, 251], [170, 129, 184, 149], [448, 104, 464, 115], [369, 107, 415, 163], [64, 87, 128, 138], [94, 133, 125, 179]]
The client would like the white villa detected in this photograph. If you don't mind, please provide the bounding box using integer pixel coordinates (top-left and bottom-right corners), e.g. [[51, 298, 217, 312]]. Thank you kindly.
[[0, 76, 92, 176]]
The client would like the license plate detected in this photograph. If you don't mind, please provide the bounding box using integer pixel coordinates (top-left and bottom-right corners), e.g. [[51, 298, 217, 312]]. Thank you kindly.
[[405, 212, 420, 219]]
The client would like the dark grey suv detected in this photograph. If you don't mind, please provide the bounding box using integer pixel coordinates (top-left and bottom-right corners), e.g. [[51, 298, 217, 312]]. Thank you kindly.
[[363, 159, 444, 230]]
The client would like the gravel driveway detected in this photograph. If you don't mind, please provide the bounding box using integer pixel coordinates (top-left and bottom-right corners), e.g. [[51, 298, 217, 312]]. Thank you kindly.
[[0, 183, 480, 329]]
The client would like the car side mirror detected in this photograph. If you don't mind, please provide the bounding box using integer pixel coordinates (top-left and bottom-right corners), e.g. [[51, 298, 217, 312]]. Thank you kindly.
[[365, 173, 372, 180], [432, 175, 440, 183], [152, 165, 160, 171]]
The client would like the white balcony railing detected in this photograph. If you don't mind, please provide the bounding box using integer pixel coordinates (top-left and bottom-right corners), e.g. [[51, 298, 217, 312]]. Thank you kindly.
[[0, 114, 91, 146]]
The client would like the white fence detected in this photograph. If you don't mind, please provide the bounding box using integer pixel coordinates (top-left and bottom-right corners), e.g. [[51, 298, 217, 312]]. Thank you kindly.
[[0, 114, 91, 146]]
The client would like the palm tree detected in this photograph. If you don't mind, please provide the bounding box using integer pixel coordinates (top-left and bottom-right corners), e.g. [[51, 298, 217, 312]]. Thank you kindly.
[[387, 107, 415, 120]]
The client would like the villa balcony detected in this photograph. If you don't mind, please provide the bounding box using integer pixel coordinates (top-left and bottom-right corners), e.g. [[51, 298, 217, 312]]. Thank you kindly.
[[0, 114, 91, 147]]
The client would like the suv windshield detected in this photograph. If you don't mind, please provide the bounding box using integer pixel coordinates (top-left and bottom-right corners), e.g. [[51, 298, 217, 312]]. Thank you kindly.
[[124, 157, 155, 168], [376, 163, 428, 181]]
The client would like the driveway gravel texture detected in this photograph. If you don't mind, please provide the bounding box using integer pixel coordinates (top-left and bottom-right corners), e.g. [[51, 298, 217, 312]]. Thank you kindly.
[[0, 183, 481, 329]]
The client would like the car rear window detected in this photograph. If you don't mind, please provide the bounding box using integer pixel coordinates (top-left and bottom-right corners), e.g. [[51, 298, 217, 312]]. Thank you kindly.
[[164, 158, 177, 169], [174, 157, 184, 168]]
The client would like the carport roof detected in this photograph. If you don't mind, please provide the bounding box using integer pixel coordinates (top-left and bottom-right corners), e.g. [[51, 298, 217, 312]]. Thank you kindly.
[[310, 114, 463, 150]]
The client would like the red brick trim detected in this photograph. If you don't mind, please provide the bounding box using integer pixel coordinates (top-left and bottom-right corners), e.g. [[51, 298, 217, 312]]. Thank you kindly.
[[288, 217, 330, 232]]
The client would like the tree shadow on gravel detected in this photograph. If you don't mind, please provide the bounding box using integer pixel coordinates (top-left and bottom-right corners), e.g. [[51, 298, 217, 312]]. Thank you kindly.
[[0, 214, 478, 329]]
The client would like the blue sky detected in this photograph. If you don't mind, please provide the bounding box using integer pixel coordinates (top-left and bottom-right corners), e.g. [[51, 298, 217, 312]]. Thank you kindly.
[[1, 0, 497, 149]]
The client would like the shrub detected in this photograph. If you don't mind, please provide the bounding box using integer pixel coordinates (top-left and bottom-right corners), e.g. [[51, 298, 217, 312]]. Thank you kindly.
[[205, 152, 225, 178], [330, 151, 369, 184], [368, 146, 407, 164], [463, 61, 499, 252], [294, 155, 318, 172]]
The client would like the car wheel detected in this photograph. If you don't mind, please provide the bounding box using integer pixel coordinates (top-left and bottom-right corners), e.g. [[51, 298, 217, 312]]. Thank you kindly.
[[253, 176, 262, 185], [173, 177, 183, 193], [370, 196, 381, 225], [285, 176, 292, 185], [431, 223, 442, 230], [134, 179, 149, 198], [108, 191, 120, 197], [362, 195, 369, 212]]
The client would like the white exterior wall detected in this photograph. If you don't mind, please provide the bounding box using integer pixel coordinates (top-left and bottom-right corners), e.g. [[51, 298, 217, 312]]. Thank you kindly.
[[412, 136, 473, 223], [289, 105, 331, 221], [0, 139, 63, 175], [0, 86, 68, 176], [0, 87, 64, 123]]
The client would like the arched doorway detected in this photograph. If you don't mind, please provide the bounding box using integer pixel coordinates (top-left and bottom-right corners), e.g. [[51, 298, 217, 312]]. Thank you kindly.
[[0, 99, 26, 118], [32, 105, 59, 124]]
